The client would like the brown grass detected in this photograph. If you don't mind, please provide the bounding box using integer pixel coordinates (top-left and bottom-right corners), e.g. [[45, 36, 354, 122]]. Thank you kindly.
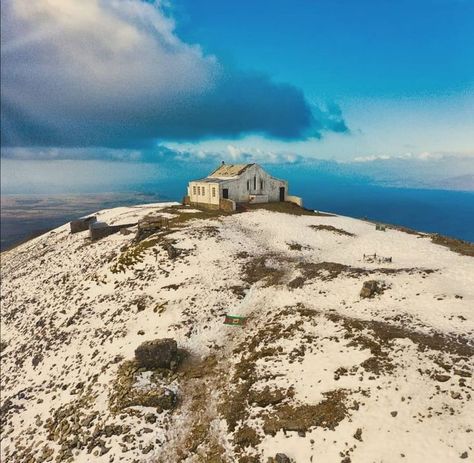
[[261, 389, 350, 435], [287, 242, 303, 251], [310, 224, 355, 237], [241, 255, 288, 287], [109, 360, 176, 414], [155, 354, 227, 462], [326, 312, 474, 357], [430, 234, 474, 257], [160, 205, 232, 226], [295, 261, 435, 283], [110, 236, 162, 273], [245, 201, 334, 216], [298, 261, 367, 281]]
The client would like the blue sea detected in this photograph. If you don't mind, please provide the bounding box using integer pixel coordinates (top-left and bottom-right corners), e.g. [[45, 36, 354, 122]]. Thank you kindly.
[[1, 176, 473, 251], [300, 183, 474, 241]]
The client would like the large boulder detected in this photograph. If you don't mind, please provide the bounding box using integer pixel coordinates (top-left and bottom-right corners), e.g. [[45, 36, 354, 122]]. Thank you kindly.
[[360, 280, 385, 299], [163, 241, 179, 259], [135, 338, 178, 369], [275, 454, 291, 463]]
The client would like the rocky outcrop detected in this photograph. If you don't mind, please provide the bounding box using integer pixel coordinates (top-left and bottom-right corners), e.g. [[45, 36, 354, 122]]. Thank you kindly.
[[269, 454, 291, 463], [163, 241, 179, 260], [360, 280, 386, 298], [135, 338, 178, 370], [109, 360, 177, 414], [135, 215, 169, 242]]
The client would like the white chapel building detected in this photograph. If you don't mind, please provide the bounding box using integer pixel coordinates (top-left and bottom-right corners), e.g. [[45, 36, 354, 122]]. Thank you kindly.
[[186, 162, 302, 210]]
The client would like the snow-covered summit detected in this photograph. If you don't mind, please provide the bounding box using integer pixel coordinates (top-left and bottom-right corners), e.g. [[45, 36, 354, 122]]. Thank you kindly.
[[1, 202, 473, 463]]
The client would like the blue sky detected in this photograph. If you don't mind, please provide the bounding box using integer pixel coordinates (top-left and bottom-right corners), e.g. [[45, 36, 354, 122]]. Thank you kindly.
[[169, 0, 474, 159], [1, 0, 473, 192], [173, 0, 473, 99]]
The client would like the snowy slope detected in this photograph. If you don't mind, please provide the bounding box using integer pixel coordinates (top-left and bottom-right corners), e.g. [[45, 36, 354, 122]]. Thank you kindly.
[[1, 202, 473, 463]]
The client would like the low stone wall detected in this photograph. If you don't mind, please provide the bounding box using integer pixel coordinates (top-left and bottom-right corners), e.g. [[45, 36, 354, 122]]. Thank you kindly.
[[189, 201, 220, 211], [219, 198, 236, 212], [286, 195, 303, 207], [187, 199, 236, 212], [89, 222, 137, 241], [70, 216, 97, 234], [135, 216, 169, 241]]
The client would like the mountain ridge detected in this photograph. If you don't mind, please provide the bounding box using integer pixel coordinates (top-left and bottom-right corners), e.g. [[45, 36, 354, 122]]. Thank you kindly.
[[1, 202, 473, 462]]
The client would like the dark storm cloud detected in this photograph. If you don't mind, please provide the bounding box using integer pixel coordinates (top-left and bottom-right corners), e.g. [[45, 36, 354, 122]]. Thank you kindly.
[[1, 0, 348, 151]]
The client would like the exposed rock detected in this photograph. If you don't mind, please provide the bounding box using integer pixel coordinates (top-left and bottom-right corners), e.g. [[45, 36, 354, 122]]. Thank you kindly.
[[0, 340, 8, 353], [353, 428, 363, 441], [104, 424, 123, 437], [32, 353, 43, 367], [135, 338, 178, 369], [360, 280, 386, 298], [262, 389, 349, 435], [275, 453, 291, 463], [163, 241, 179, 260], [109, 360, 177, 413], [135, 215, 169, 242], [249, 386, 288, 407], [288, 276, 305, 289], [144, 413, 157, 424], [233, 425, 260, 447], [142, 444, 154, 454], [435, 374, 451, 383], [81, 413, 97, 428]]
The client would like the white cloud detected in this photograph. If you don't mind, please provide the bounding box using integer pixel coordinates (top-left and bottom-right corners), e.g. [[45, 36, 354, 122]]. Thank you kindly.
[[352, 151, 473, 163], [2, 0, 345, 149]]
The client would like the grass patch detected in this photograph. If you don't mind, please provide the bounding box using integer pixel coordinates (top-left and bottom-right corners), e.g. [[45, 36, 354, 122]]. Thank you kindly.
[[261, 389, 350, 435], [326, 312, 473, 357], [241, 255, 288, 287], [310, 224, 355, 237], [430, 234, 474, 257], [109, 360, 176, 414], [159, 354, 227, 462], [233, 425, 261, 447], [160, 205, 232, 226], [295, 261, 435, 283], [245, 201, 334, 216], [110, 237, 161, 273], [298, 261, 367, 281], [287, 242, 303, 251]]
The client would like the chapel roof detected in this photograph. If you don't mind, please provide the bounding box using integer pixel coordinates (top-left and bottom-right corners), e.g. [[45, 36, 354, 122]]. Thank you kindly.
[[207, 163, 254, 178]]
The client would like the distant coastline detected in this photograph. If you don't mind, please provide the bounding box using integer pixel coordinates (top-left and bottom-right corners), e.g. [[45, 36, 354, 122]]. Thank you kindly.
[[0, 192, 167, 251], [1, 186, 473, 251]]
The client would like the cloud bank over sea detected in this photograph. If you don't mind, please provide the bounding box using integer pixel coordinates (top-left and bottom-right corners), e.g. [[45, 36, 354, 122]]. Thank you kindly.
[[1, 0, 347, 149]]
